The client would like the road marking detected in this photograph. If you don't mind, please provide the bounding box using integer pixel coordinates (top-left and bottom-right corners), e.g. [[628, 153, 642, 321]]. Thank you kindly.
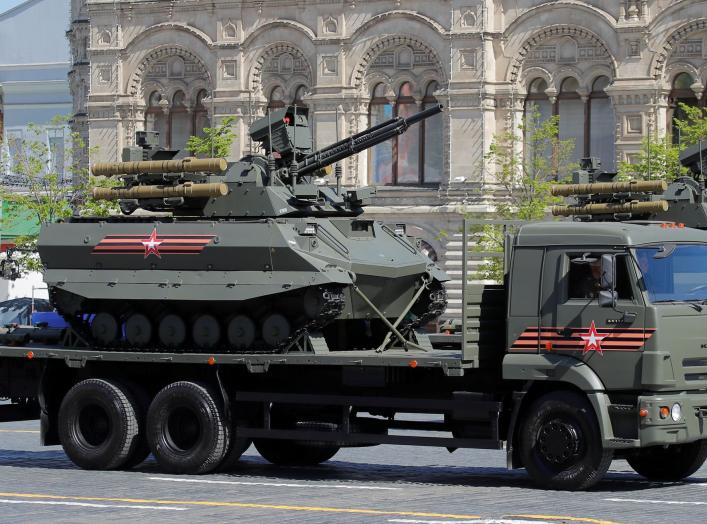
[[149, 476, 401, 490], [0, 492, 481, 519], [508, 515, 621, 524], [0, 429, 40, 434], [0, 499, 185, 511], [605, 497, 707, 506], [389, 519, 553, 524]]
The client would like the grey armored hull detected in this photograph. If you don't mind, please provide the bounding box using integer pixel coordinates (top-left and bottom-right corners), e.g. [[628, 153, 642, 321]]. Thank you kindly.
[[41, 217, 446, 352]]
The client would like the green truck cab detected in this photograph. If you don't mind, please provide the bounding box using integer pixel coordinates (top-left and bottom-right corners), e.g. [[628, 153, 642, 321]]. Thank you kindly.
[[477, 220, 707, 488]]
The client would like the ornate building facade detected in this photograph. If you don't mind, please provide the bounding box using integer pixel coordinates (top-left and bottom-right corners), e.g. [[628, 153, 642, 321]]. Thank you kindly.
[[69, 0, 707, 316]]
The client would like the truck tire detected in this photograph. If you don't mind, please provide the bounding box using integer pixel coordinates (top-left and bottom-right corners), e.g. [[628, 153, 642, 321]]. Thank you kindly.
[[254, 438, 339, 466], [146, 381, 228, 474], [119, 381, 152, 469], [58, 378, 142, 470], [519, 391, 613, 490], [627, 439, 707, 481], [218, 430, 252, 472]]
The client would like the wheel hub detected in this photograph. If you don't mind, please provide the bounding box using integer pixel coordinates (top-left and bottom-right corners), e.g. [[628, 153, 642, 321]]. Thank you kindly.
[[538, 419, 581, 465]]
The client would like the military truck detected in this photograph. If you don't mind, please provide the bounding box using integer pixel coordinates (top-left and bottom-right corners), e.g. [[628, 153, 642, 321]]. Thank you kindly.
[[1, 140, 707, 492]]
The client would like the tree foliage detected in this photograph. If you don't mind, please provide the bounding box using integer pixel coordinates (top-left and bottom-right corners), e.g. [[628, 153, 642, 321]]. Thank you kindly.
[[0, 116, 117, 275], [618, 103, 707, 181], [186, 116, 237, 158], [472, 106, 577, 281]]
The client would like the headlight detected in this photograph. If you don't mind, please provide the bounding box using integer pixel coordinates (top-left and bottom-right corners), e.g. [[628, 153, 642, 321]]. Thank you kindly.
[[302, 223, 317, 236], [671, 403, 682, 422], [394, 223, 406, 236]]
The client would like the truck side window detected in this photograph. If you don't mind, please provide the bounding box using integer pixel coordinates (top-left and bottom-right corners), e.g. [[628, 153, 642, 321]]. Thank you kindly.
[[568, 253, 633, 300]]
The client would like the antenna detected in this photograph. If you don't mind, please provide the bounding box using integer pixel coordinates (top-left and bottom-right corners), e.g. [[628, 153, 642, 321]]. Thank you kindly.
[[266, 109, 275, 175], [335, 106, 342, 196], [290, 105, 299, 185]]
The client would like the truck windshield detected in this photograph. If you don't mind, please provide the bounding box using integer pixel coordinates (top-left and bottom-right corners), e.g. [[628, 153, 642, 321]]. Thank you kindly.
[[635, 244, 707, 303]]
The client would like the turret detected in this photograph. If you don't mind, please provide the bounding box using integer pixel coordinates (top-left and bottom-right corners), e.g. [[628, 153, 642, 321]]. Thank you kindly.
[[551, 151, 707, 229], [92, 104, 444, 218]]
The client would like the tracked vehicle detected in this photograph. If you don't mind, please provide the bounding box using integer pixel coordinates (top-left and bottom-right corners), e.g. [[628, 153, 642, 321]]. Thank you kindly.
[[38, 105, 447, 353]]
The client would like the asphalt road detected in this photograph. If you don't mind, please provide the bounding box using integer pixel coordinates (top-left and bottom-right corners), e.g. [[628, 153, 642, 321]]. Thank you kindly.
[[0, 419, 706, 524]]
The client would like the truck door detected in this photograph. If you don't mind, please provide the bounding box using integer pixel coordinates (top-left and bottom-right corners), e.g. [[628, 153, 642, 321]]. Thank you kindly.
[[538, 247, 646, 390]]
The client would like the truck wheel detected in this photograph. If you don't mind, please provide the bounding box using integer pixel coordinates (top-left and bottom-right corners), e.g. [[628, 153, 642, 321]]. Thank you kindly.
[[146, 381, 228, 474], [519, 391, 613, 490], [119, 381, 152, 469], [58, 379, 142, 470], [254, 438, 339, 466], [218, 430, 252, 472], [627, 439, 707, 481]]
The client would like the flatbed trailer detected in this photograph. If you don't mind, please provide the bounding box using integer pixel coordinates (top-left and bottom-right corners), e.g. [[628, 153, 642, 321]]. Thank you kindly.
[[4, 219, 707, 491]]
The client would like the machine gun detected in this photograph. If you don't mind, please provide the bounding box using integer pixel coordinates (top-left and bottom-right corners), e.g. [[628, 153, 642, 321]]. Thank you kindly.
[[91, 104, 444, 218], [551, 147, 707, 228]]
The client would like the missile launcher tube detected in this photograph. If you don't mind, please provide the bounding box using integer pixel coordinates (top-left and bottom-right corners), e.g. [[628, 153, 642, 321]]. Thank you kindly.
[[91, 157, 228, 177], [552, 200, 670, 217], [551, 180, 667, 197], [92, 182, 229, 201]]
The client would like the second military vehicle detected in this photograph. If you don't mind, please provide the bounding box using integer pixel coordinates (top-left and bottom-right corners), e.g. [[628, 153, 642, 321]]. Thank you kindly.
[[39, 105, 447, 353]]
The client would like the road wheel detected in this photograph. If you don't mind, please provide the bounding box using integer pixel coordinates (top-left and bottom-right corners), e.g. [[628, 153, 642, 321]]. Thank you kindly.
[[519, 391, 613, 490], [627, 439, 707, 481], [147, 381, 228, 474], [58, 379, 142, 470], [218, 428, 252, 472]]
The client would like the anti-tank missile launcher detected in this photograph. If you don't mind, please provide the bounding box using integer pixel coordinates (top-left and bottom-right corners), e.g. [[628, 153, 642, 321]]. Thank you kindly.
[[39, 104, 448, 354], [551, 150, 707, 228]]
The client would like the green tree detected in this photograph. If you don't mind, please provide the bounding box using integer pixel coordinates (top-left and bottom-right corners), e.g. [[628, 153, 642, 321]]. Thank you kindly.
[[0, 116, 115, 274], [617, 135, 688, 181], [472, 106, 577, 280], [674, 103, 707, 148], [618, 103, 706, 181], [186, 116, 236, 158]]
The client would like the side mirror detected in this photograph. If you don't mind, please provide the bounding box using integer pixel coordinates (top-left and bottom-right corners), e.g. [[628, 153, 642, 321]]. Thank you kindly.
[[598, 289, 617, 308], [600, 254, 615, 290]]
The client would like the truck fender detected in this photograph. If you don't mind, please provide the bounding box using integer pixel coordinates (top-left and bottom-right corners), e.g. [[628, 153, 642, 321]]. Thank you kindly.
[[503, 354, 616, 468]]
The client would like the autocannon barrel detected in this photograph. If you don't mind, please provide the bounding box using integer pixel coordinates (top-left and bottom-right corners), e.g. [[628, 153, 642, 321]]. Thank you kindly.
[[552, 200, 670, 217], [92, 182, 229, 200], [91, 157, 228, 177], [296, 104, 443, 177], [551, 180, 667, 197]]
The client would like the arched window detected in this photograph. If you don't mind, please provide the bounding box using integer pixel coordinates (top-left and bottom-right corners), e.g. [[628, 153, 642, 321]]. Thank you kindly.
[[368, 82, 442, 185], [395, 82, 419, 183], [369, 83, 394, 185], [423, 81, 443, 184], [193, 89, 210, 138], [145, 91, 167, 148], [169, 90, 190, 150], [223, 22, 237, 40], [293, 85, 307, 107], [670, 72, 701, 145], [588, 76, 614, 170], [524, 78, 552, 122], [558, 77, 583, 164], [268, 86, 285, 111]]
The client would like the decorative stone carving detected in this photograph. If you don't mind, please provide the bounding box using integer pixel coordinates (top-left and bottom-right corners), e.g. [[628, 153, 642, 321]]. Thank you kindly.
[[625, 114, 643, 135], [223, 21, 237, 40], [627, 39, 641, 58], [460, 49, 476, 70], [322, 55, 338, 76], [322, 15, 338, 34], [97, 28, 111, 46], [222, 60, 238, 79], [460, 9, 477, 28], [96, 65, 112, 84]]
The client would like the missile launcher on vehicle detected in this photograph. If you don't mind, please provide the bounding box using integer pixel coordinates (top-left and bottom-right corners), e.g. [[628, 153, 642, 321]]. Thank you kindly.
[[552, 148, 707, 227], [38, 105, 448, 353]]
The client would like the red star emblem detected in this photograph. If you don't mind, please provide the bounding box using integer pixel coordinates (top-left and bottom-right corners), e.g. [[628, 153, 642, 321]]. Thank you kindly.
[[579, 320, 606, 355], [141, 228, 163, 259]]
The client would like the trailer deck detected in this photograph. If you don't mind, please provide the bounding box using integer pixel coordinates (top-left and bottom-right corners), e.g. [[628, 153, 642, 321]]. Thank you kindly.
[[0, 337, 468, 375]]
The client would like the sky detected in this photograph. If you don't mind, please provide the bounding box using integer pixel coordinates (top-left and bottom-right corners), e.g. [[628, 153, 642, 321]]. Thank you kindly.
[[0, 0, 30, 16]]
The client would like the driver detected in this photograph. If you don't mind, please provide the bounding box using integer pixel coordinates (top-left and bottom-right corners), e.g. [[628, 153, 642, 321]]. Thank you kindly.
[[571, 260, 602, 299]]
